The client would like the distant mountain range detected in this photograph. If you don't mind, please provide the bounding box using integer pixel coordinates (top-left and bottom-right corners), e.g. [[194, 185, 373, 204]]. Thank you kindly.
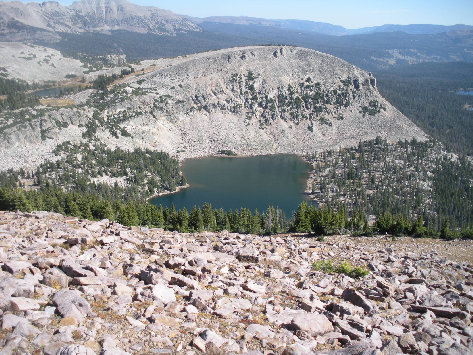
[[0, 0, 472, 71], [193, 17, 473, 36], [1, 0, 471, 38]]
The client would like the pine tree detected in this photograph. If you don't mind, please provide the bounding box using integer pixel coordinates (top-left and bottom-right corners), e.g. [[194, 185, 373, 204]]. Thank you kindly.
[[118, 203, 139, 226], [177, 208, 189, 232], [48, 195, 64, 215], [411, 216, 425, 238], [169, 205, 178, 230], [214, 208, 226, 231], [64, 195, 81, 217], [293, 201, 311, 233], [189, 206, 204, 232], [102, 201, 115, 221], [202, 203, 217, 231], [264, 206, 273, 234], [440, 218, 454, 240], [271, 207, 281, 234], [151, 206, 164, 228], [251, 209, 262, 235], [362, 220, 373, 236]]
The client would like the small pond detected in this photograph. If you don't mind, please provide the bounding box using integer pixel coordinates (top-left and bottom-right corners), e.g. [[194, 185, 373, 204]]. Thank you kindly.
[[151, 155, 311, 217]]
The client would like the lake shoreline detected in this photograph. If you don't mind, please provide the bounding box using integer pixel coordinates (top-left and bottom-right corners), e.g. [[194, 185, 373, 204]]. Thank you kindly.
[[147, 183, 190, 201]]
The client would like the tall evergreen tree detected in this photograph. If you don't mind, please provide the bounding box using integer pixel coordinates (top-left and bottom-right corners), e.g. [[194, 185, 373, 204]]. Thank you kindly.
[[294, 201, 311, 233], [118, 203, 139, 226], [177, 208, 189, 232], [202, 203, 217, 231], [189, 206, 204, 232]]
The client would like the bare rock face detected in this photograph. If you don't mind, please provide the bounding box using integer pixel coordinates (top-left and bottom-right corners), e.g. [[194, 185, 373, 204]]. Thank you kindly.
[[1, 210, 472, 354], [0, 45, 426, 172], [125, 46, 425, 160]]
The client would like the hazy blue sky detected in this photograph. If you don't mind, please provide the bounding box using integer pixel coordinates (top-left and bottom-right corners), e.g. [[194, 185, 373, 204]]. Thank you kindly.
[[17, 0, 473, 28]]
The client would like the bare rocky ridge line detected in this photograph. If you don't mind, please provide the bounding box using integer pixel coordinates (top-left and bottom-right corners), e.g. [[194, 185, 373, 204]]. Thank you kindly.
[[0, 210, 472, 354], [0, 45, 426, 173]]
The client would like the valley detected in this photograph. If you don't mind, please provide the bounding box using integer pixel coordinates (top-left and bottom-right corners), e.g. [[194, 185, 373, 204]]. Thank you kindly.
[[0, 44, 471, 237], [0, 0, 472, 353]]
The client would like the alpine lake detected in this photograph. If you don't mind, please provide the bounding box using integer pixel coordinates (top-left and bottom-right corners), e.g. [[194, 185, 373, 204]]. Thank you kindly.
[[150, 155, 311, 218]]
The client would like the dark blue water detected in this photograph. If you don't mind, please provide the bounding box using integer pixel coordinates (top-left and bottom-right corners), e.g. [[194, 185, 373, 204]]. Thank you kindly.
[[31, 87, 64, 97], [150, 155, 311, 217]]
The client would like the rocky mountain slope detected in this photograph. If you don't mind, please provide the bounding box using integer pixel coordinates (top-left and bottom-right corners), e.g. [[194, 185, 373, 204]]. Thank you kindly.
[[0, 45, 426, 172], [0, 42, 86, 82], [1, 210, 472, 354], [0, 0, 200, 40]]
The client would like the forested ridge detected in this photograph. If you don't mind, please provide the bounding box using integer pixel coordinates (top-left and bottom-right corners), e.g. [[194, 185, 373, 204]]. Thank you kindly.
[[0, 143, 185, 201], [376, 62, 473, 155], [307, 137, 473, 231], [0, 77, 39, 111]]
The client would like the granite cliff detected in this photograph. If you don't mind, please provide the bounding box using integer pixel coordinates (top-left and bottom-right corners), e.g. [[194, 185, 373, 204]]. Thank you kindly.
[[0, 46, 426, 172]]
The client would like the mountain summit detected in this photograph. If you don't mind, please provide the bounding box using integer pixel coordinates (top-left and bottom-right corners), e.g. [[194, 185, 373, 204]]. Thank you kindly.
[[0, 0, 200, 39]]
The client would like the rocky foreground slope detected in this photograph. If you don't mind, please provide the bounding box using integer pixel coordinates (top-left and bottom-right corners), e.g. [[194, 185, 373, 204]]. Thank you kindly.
[[0, 210, 472, 354]]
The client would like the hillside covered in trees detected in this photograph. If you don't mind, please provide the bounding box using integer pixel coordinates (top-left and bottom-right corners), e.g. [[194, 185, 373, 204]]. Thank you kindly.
[[306, 137, 473, 231], [376, 62, 473, 155], [0, 77, 39, 111], [0, 143, 185, 201]]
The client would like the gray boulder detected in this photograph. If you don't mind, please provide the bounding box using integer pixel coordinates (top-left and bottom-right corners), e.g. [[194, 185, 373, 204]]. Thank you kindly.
[[289, 312, 334, 336], [342, 288, 375, 313], [52, 289, 92, 321]]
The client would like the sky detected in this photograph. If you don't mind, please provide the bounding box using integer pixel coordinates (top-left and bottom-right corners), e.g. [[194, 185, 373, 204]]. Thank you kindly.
[[16, 0, 473, 29]]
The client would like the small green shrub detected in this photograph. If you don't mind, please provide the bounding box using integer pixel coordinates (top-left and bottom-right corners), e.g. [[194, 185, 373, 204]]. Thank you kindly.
[[350, 266, 370, 278], [313, 259, 369, 278], [313, 260, 334, 273]]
